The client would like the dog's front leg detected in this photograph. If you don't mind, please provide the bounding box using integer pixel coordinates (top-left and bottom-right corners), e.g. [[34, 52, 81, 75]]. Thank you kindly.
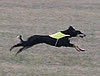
[[73, 45, 85, 52], [67, 43, 85, 52]]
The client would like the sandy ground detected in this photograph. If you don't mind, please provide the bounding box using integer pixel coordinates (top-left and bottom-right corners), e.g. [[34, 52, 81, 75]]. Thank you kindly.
[[0, 0, 100, 76]]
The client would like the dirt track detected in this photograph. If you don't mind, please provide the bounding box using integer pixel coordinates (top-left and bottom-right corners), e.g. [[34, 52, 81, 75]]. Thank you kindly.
[[0, 0, 100, 76]]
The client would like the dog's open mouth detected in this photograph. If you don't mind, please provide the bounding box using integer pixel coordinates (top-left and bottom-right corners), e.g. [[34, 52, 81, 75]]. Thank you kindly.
[[78, 34, 86, 38]]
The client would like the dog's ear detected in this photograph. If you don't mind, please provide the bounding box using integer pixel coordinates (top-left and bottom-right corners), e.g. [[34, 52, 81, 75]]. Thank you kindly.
[[68, 26, 75, 31]]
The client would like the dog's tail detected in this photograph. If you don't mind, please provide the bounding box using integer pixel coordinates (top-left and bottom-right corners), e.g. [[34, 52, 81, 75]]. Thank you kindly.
[[17, 35, 24, 42]]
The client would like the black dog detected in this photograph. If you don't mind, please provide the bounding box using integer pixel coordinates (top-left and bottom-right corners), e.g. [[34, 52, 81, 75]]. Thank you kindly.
[[10, 26, 86, 56]]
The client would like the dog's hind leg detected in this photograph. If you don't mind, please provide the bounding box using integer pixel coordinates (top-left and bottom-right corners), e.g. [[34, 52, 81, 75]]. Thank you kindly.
[[15, 46, 28, 56], [10, 43, 22, 51]]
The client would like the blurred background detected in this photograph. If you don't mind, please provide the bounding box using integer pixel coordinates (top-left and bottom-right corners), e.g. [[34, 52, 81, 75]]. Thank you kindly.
[[0, 0, 100, 76]]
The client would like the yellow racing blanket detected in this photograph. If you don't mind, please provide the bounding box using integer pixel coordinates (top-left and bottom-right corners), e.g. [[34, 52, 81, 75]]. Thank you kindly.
[[49, 32, 70, 40]]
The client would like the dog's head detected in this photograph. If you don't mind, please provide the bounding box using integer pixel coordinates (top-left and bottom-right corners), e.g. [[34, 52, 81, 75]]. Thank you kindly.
[[61, 26, 86, 38]]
